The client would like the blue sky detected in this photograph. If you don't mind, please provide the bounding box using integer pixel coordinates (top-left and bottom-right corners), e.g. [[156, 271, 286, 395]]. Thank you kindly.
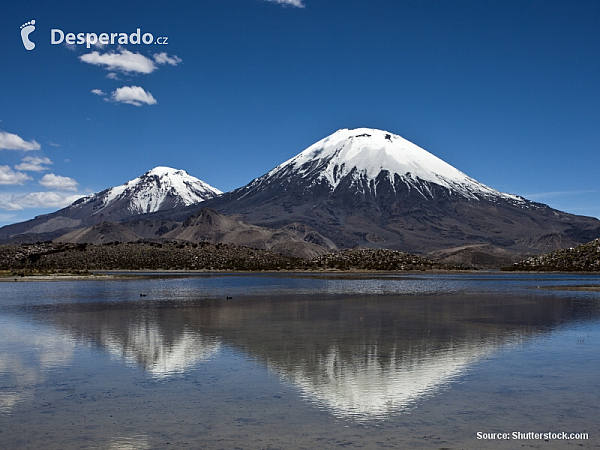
[[1, 0, 599, 226]]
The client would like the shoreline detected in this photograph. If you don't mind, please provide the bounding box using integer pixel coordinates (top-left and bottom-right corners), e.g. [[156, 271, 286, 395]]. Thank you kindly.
[[3, 268, 600, 282], [0, 273, 122, 282], [537, 285, 600, 292], [0, 268, 483, 282]]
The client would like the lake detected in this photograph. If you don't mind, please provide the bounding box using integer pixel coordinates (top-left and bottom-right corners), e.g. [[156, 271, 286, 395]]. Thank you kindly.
[[0, 272, 599, 449]]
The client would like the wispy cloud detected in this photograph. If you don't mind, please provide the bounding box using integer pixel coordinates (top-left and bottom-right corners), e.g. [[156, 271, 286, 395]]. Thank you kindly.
[[0, 212, 16, 222], [263, 0, 305, 7], [91, 89, 107, 96], [153, 52, 182, 66], [106, 72, 119, 80], [0, 166, 32, 185], [110, 86, 157, 106], [39, 173, 79, 191], [15, 156, 53, 172], [524, 190, 596, 200], [48, 142, 60, 147], [80, 49, 156, 74], [0, 192, 84, 211], [0, 130, 41, 151]]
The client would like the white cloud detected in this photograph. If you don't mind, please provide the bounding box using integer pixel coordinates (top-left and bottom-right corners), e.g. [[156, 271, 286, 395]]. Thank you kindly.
[[91, 89, 107, 96], [48, 142, 60, 147], [80, 49, 156, 74], [110, 86, 157, 106], [39, 173, 79, 191], [106, 72, 119, 80], [0, 192, 84, 211], [264, 0, 305, 7], [0, 166, 32, 185], [153, 52, 182, 66], [15, 156, 53, 172], [0, 131, 41, 151], [1, 201, 23, 211]]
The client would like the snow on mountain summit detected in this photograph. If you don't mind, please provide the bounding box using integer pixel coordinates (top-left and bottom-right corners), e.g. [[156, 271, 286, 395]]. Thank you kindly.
[[77, 166, 222, 216], [265, 128, 522, 202]]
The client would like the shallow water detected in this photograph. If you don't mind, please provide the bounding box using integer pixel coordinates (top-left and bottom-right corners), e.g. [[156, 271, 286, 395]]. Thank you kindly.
[[0, 273, 599, 449]]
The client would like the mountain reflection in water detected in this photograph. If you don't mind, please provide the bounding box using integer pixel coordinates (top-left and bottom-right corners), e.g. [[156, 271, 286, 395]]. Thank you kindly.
[[40, 305, 222, 377], [29, 291, 596, 419]]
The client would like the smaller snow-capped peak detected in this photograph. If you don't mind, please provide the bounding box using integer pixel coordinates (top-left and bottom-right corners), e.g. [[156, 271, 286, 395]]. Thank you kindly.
[[80, 166, 222, 216], [265, 128, 522, 202]]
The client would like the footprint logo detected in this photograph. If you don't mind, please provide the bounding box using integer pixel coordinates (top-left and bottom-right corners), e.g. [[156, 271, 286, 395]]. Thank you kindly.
[[20, 20, 36, 50]]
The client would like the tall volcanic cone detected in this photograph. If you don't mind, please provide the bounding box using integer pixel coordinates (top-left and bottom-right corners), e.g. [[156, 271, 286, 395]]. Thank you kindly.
[[198, 128, 600, 253]]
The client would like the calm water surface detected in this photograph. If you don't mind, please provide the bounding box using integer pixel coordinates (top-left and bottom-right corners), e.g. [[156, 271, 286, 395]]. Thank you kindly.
[[0, 273, 599, 449]]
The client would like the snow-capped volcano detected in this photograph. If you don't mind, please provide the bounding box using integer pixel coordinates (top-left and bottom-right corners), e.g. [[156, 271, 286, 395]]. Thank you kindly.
[[0, 167, 222, 240], [198, 128, 600, 253], [54, 166, 222, 224], [79, 166, 222, 216], [252, 128, 522, 203]]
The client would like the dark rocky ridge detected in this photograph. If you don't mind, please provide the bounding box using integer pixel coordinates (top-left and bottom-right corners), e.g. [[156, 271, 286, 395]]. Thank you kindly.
[[506, 238, 600, 272], [0, 242, 457, 272], [0, 242, 303, 272]]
